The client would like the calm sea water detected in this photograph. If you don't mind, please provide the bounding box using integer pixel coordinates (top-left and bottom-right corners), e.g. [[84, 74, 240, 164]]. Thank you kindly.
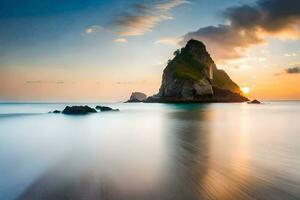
[[0, 102, 299, 200]]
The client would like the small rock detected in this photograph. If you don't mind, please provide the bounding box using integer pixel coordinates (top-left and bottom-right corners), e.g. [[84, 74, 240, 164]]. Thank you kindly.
[[248, 99, 261, 104], [62, 106, 97, 115], [95, 106, 119, 112], [52, 110, 61, 113], [127, 92, 147, 102]]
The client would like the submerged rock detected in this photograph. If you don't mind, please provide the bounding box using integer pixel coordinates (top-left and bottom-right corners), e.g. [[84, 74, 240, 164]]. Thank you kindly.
[[127, 92, 147, 102], [146, 39, 249, 103], [48, 110, 61, 113], [52, 110, 61, 113], [248, 99, 261, 104], [95, 106, 119, 112], [62, 106, 97, 115]]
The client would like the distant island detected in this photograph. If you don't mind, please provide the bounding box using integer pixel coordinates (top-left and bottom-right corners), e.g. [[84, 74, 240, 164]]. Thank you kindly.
[[128, 39, 249, 103]]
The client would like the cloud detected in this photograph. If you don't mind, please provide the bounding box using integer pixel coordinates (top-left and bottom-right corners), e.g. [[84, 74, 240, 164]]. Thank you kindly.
[[155, 37, 181, 46], [114, 38, 127, 43], [26, 80, 44, 84], [25, 80, 66, 84], [85, 25, 103, 34], [116, 81, 134, 85], [116, 80, 147, 85], [284, 53, 298, 57], [224, 0, 300, 37], [285, 66, 300, 74], [181, 0, 300, 62], [181, 25, 264, 61], [275, 66, 300, 75], [113, 0, 189, 36]]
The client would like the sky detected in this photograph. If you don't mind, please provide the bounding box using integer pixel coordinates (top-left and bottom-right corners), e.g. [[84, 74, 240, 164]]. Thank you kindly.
[[0, 0, 299, 102]]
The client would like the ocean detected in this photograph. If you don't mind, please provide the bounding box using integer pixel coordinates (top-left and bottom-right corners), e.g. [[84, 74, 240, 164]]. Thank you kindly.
[[0, 102, 299, 200]]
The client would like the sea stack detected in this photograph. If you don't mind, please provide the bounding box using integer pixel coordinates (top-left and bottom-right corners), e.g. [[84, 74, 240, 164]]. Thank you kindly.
[[127, 92, 147, 102], [147, 39, 249, 103]]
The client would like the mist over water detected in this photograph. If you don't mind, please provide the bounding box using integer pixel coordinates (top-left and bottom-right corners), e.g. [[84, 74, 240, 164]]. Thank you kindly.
[[0, 102, 299, 200]]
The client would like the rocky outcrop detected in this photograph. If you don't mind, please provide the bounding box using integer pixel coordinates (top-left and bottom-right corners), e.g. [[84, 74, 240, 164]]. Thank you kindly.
[[62, 106, 97, 115], [147, 39, 248, 103], [95, 106, 119, 111], [50, 105, 119, 115], [49, 110, 61, 113], [248, 99, 261, 104], [127, 92, 147, 102], [52, 110, 61, 114]]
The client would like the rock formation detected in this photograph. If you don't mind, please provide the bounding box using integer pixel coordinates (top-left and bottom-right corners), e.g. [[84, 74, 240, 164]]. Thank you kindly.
[[62, 106, 97, 115], [95, 106, 119, 111], [147, 39, 248, 103], [248, 99, 261, 104], [51, 105, 119, 115], [52, 110, 61, 114], [127, 92, 147, 102]]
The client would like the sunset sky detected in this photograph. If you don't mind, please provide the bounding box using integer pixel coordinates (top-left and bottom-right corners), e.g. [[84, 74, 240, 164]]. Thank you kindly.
[[0, 0, 299, 101]]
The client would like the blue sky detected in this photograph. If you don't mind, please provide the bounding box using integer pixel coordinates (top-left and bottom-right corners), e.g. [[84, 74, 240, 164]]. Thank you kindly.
[[0, 0, 299, 101], [0, 0, 246, 58]]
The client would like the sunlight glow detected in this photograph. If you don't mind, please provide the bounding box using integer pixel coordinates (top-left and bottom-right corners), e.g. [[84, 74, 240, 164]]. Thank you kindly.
[[241, 87, 250, 94]]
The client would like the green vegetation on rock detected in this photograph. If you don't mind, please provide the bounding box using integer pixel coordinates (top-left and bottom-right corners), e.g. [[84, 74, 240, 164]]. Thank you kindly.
[[166, 40, 241, 94], [213, 69, 241, 93], [167, 50, 205, 81]]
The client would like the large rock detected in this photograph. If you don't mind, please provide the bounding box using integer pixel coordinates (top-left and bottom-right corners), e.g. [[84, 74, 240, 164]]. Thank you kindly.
[[127, 92, 147, 102], [62, 106, 97, 115], [147, 39, 248, 103]]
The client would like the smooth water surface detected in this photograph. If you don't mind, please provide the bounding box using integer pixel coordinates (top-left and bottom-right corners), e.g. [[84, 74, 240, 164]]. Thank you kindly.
[[0, 102, 299, 200]]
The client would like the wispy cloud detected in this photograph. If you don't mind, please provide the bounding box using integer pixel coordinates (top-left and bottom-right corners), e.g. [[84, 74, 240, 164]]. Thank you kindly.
[[284, 53, 298, 57], [25, 80, 66, 84], [26, 80, 45, 84], [114, 38, 127, 43], [116, 80, 147, 85], [85, 25, 101, 34], [181, 0, 300, 62], [155, 37, 181, 46], [112, 0, 189, 36]]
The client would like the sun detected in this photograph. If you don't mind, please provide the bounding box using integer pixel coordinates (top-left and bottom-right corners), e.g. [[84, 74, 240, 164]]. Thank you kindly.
[[241, 87, 250, 94]]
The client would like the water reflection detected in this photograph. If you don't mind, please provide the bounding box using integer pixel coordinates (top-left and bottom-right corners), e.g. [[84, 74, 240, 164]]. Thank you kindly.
[[0, 103, 298, 200]]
